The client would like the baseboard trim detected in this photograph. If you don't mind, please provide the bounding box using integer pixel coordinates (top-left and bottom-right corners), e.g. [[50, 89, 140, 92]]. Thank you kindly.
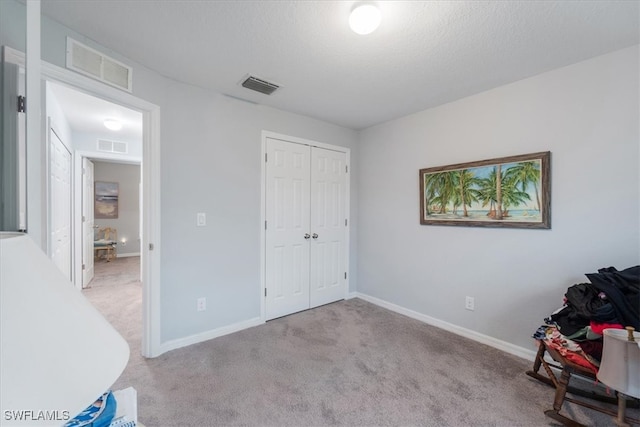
[[117, 252, 140, 258], [157, 294, 537, 360], [354, 292, 537, 362], [159, 317, 264, 355]]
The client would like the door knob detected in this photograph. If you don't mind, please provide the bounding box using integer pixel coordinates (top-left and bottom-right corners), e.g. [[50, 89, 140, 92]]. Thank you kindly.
[[304, 233, 311, 239], [312, 233, 318, 239]]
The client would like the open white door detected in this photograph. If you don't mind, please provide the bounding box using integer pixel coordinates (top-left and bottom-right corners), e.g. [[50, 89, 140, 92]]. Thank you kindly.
[[0, 59, 27, 232], [82, 158, 95, 287]]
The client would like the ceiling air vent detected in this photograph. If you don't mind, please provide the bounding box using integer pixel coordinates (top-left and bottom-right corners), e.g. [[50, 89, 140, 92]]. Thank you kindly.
[[66, 37, 133, 92], [97, 139, 128, 154], [241, 75, 280, 95]]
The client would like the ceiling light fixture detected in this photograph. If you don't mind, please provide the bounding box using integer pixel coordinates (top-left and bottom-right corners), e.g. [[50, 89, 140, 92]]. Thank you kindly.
[[349, 3, 381, 35], [103, 119, 123, 131]]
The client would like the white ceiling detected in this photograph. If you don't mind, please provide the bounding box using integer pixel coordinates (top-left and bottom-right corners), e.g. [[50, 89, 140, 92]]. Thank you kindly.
[[41, 1, 639, 130], [49, 82, 143, 141]]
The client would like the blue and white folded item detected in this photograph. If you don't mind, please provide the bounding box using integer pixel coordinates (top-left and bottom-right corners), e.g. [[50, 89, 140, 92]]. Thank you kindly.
[[65, 391, 117, 427]]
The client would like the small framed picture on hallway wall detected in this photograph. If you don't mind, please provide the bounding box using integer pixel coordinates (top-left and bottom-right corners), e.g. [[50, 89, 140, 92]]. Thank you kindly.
[[95, 181, 119, 219]]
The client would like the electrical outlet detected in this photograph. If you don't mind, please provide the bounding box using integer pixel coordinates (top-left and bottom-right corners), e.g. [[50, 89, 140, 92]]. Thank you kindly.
[[197, 297, 206, 312], [197, 212, 206, 227], [465, 296, 475, 311]]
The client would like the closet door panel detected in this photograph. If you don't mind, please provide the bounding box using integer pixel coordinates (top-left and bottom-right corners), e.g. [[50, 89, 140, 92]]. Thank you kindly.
[[265, 138, 311, 320], [49, 127, 72, 282], [309, 147, 346, 308]]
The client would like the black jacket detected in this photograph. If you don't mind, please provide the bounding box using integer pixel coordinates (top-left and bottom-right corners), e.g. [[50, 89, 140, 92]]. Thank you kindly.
[[586, 265, 640, 330]]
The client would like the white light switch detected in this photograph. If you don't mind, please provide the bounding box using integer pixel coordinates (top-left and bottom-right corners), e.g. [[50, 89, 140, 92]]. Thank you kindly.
[[197, 212, 206, 226]]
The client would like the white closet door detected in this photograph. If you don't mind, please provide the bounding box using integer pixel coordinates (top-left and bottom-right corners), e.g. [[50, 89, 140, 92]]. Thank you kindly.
[[49, 128, 72, 282], [82, 159, 95, 287], [265, 138, 311, 320], [309, 147, 347, 308]]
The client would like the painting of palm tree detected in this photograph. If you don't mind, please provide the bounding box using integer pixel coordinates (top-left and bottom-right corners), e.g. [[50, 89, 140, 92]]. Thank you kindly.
[[419, 152, 550, 228]]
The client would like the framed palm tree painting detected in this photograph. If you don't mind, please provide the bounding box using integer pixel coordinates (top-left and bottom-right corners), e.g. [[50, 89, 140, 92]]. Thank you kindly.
[[419, 151, 550, 228]]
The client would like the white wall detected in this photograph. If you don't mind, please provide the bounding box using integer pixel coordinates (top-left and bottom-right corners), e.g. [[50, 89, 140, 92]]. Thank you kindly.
[[93, 161, 140, 256], [0, 0, 25, 52], [357, 46, 639, 352]]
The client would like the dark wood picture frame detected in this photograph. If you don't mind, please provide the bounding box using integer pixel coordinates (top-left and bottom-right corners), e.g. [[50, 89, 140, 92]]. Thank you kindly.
[[419, 151, 550, 229]]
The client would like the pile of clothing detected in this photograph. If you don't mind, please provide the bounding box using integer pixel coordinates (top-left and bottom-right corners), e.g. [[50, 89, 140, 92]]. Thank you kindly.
[[533, 265, 639, 373]]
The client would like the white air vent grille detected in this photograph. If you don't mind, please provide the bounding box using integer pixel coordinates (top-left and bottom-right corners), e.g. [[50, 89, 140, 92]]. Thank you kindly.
[[241, 75, 280, 95], [66, 38, 133, 92], [97, 139, 128, 154], [72, 43, 102, 76], [103, 57, 130, 88]]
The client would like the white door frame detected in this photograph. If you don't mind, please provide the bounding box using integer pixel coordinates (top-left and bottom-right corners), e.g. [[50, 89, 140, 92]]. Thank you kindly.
[[260, 130, 350, 322], [16, 47, 163, 358]]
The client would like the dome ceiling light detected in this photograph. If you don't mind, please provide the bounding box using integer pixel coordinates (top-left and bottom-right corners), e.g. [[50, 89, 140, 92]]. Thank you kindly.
[[349, 3, 381, 35], [103, 118, 123, 131]]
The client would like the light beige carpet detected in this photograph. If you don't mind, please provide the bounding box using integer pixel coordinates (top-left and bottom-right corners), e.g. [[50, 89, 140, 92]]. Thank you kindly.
[[83, 258, 636, 426], [83, 257, 143, 366]]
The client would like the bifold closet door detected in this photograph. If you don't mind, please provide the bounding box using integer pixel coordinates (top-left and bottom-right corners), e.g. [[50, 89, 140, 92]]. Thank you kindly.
[[309, 147, 346, 309], [49, 128, 72, 282], [265, 138, 347, 320], [265, 138, 311, 320]]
